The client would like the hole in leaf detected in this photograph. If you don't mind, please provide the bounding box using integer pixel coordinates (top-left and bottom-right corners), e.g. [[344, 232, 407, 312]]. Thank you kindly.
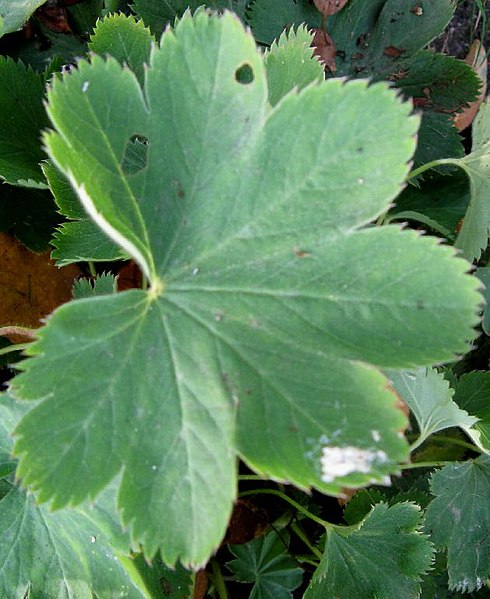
[[121, 134, 149, 175], [235, 63, 254, 84]]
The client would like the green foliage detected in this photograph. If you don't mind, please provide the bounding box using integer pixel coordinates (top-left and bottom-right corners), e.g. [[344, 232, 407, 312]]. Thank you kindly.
[[227, 531, 303, 598], [476, 267, 490, 335], [0, 57, 48, 186], [248, 0, 321, 45], [454, 98, 490, 261], [72, 273, 118, 298], [89, 12, 154, 85], [453, 371, 490, 452], [305, 503, 434, 598], [388, 368, 478, 450], [0, 0, 48, 37], [425, 456, 490, 593], [263, 25, 323, 107]]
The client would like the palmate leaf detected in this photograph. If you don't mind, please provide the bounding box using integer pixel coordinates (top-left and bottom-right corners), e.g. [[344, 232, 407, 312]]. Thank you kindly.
[[454, 98, 490, 261], [387, 368, 478, 450], [425, 456, 490, 593], [304, 503, 434, 599], [227, 531, 303, 599], [0, 394, 148, 599], [10, 11, 482, 568]]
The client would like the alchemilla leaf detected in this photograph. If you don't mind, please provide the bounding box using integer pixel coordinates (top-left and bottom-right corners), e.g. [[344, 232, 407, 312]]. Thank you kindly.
[[425, 457, 490, 593], [11, 11, 482, 568], [0, 0, 48, 36], [304, 502, 434, 599]]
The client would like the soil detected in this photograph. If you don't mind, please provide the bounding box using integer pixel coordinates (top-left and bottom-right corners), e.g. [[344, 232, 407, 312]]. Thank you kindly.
[[432, 0, 490, 58]]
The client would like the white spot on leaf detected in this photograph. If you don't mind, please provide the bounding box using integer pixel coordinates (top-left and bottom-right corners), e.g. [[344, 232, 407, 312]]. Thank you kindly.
[[320, 445, 388, 482], [82, 81, 90, 93]]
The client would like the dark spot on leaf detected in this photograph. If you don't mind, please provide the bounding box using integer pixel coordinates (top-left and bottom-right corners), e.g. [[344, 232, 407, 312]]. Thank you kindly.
[[384, 46, 406, 58], [160, 578, 172, 595], [294, 247, 312, 258], [289, 426, 298, 433], [357, 34, 367, 47], [235, 63, 254, 84], [357, 147, 364, 153], [411, 4, 423, 15], [336, 49, 346, 59], [416, 301, 425, 310]]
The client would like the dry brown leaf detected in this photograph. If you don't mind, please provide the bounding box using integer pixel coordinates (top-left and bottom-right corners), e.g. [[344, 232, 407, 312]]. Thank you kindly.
[[0, 233, 80, 342], [313, 0, 349, 16], [454, 40, 488, 132], [311, 28, 337, 73]]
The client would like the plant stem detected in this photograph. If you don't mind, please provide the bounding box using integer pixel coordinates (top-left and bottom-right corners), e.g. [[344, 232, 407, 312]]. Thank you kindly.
[[239, 488, 333, 529], [407, 158, 461, 181], [210, 559, 229, 599], [409, 434, 481, 453], [0, 343, 31, 357], [0, 326, 37, 340], [237, 474, 264, 481], [290, 521, 323, 560], [400, 460, 455, 470], [88, 261, 97, 277]]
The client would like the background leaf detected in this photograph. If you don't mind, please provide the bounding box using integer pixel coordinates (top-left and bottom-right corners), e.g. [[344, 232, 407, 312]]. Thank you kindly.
[[305, 503, 433, 599], [0, 57, 48, 186], [227, 531, 303, 598], [453, 371, 490, 453], [0, 0, 48, 36], [263, 25, 323, 107], [387, 367, 478, 450], [476, 267, 490, 335], [72, 273, 118, 299], [455, 98, 490, 261], [248, 0, 321, 45], [424, 457, 490, 593]]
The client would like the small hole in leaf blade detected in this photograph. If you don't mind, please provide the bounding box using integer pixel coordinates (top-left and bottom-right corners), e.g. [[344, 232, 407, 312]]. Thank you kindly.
[[121, 134, 149, 175], [235, 63, 254, 84]]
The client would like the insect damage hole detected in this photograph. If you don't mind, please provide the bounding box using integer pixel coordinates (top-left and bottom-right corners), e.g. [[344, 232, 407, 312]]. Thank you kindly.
[[121, 134, 149, 175], [235, 63, 254, 84]]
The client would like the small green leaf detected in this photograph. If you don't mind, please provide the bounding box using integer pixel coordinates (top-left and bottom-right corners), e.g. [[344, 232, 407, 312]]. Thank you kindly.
[[89, 13, 155, 86], [227, 531, 303, 599], [387, 368, 478, 450], [72, 273, 118, 299], [0, 0, 47, 36], [248, 0, 321, 45], [455, 98, 490, 261], [305, 503, 433, 599], [476, 267, 490, 335], [264, 25, 323, 106], [425, 456, 490, 593], [453, 371, 490, 453], [0, 57, 48, 186]]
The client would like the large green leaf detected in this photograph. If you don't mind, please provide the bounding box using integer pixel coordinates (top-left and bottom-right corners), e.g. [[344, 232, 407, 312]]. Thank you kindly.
[[227, 531, 303, 598], [0, 57, 48, 186], [0, 394, 147, 598], [454, 99, 490, 261], [305, 502, 433, 598], [0, 0, 47, 36], [10, 11, 482, 568], [424, 457, 490, 593], [387, 368, 478, 450]]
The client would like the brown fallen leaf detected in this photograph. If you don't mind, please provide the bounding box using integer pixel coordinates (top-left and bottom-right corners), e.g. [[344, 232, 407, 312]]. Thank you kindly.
[[224, 498, 268, 545], [454, 40, 488, 132], [0, 233, 80, 342], [313, 0, 349, 17], [311, 28, 337, 73]]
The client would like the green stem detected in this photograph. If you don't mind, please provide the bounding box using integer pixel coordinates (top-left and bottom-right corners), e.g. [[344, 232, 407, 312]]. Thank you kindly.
[[410, 434, 480, 453], [0, 326, 37, 340], [239, 488, 333, 530], [237, 474, 264, 481], [0, 343, 31, 357], [400, 460, 455, 470], [407, 158, 461, 181], [291, 521, 323, 560], [87, 261, 97, 277], [210, 559, 228, 599]]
